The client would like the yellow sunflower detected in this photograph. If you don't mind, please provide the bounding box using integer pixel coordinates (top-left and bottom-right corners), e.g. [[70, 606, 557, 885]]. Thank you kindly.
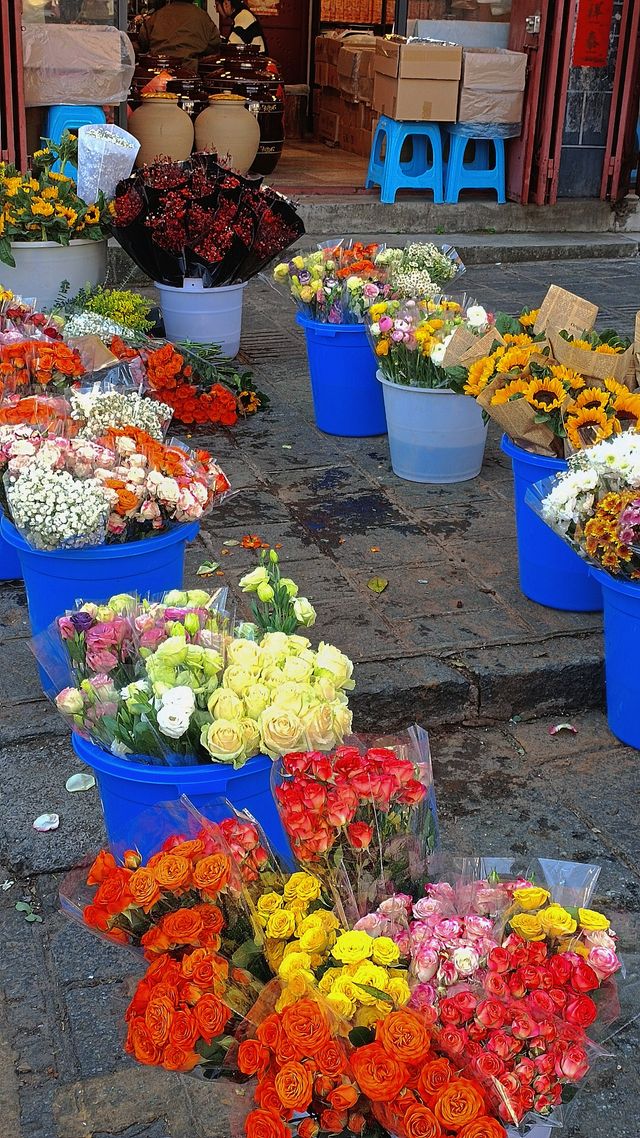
[[594, 343, 622, 355], [491, 378, 530, 405], [566, 406, 616, 451], [612, 392, 640, 430], [84, 205, 100, 225], [503, 333, 534, 348], [550, 364, 585, 390], [496, 347, 534, 374], [526, 376, 566, 412], [465, 356, 496, 397], [519, 309, 539, 328], [30, 198, 54, 218], [573, 388, 610, 412], [604, 377, 628, 397], [3, 176, 22, 197], [571, 339, 594, 352], [41, 186, 59, 201], [48, 172, 71, 183]]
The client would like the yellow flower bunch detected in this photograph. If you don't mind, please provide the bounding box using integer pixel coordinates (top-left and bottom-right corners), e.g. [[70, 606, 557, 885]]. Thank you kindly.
[[256, 871, 339, 976], [1, 157, 108, 268], [510, 885, 611, 945], [317, 930, 410, 1026]]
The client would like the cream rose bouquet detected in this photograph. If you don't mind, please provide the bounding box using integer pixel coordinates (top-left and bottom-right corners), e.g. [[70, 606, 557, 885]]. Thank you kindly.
[[45, 568, 354, 767]]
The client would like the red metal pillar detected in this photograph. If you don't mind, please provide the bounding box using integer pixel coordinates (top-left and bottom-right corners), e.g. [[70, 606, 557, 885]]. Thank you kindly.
[[1, 0, 28, 166]]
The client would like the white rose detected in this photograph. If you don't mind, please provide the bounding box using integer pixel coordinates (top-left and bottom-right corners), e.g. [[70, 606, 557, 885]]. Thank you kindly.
[[157, 704, 191, 739], [226, 638, 264, 671], [452, 945, 480, 977], [466, 305, 488, 329], [282, 655, 314, 684], [314, 642, 354, 690], [238, 566, 269, 592]]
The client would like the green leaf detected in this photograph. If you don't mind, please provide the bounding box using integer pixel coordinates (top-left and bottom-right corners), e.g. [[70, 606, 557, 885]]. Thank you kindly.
[[196, 560, 220, 577], [367, 577, 388, 594], [222, 539, 239, 547], [15, 901, 30, 912], [231, 939, 261, 969], [349, 1026, 376, 1048], [354, 982, 393, 1004]]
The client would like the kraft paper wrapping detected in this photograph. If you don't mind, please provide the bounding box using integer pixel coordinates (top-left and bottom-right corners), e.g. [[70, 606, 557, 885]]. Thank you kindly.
[[549, 333, 635, 387], [533, 286, 598, 338], [476, 372, 562, 457], [635, 312, 640, 389], [442, 325, 504, 368]]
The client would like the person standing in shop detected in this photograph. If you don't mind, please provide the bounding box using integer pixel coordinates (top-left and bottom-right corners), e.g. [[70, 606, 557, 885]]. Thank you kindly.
[[215, 0, 267, 53], [136, 0, 221, 60]]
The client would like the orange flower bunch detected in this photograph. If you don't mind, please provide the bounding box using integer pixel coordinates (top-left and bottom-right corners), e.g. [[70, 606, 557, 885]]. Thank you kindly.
[[0, 338, 84, 395], [240, 1004, 506, 1138], [335, 242, 383, 281], [0, 394, 73, 428], [152, 380, 239, 427]]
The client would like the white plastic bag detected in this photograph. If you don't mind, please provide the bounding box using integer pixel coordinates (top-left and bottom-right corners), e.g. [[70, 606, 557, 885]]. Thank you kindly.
[[77, 125, 139, 204]]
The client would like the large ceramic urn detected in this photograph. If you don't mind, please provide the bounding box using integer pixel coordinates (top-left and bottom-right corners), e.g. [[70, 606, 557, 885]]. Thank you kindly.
[[128, 93, 194, 167], [195, 93, 260, 174]]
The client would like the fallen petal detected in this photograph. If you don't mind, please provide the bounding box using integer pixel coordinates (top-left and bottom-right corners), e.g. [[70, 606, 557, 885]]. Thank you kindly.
[[548, 723, 578, 736], [65, 773, 96, 794], [1, 880, 14, 891], [33, 813, 60, 832]]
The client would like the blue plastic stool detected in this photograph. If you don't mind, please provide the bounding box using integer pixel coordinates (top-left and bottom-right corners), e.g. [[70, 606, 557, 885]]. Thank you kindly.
[[445, 125, 506, 204], [366, 116, 444, 204], [43, 105, 107, 174]]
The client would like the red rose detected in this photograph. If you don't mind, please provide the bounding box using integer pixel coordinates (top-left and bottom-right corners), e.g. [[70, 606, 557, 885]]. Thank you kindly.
[[571, 962, 599, 993], [511, 1011, 540, 1041], [534, 1053, 555, 1076], [548, 955, 572, 986], [564, 995, 597, 1028], [526, 941, 548, 965], [548, 987, 568, 1010], [475, 1000, 506, 1030], [519, 966, 541, 990], [487, 947, 510, 974], [346, 822, 373, 850], [487, 1031, 520, 1062], [283, 751, 311, 775], [395, 780, 426, 807], [438, 1027, 467, 1056], [525, 990, 556, 1021], [309, 753, 333, 781], [507, 973, 526, 1000], [484, 973, 508, 999], [499, 1072, 520, 1098], [474, 1052, 505, 1080], [534, 1092, 555, 1113], [514, 1058, 535, 1084], [440, 998, 463, 1026], [467, 1021, 488, 1043], [454, 992, 479, 1021], [554, 1044, 589, 1082]]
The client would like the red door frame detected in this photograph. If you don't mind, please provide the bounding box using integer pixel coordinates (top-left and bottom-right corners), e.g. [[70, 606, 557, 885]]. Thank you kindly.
[[1, 0, 28, 166], [507, 0, 549, 204], [601, 0, 640, 201]]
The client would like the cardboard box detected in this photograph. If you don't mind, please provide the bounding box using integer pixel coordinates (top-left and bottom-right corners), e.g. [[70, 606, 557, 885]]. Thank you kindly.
[[461, 47, 527, 91], [318, 108, 340, 145], [375, 37, 462, 81], [318, 87, 342, 116], [337, 42, 376, 101], [372, 72, 459, 122], [458, 88, 524, 124], [314, 60, 328, 87]]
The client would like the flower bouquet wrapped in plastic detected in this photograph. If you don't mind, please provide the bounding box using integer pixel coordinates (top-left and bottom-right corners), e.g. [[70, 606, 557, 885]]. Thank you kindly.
[[272, 724, 439, 924], [367, 296, 493, 388]]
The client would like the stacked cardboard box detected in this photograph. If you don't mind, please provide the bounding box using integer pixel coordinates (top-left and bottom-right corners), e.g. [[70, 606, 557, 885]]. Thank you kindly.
[[313, 34, 378, 157], [457, 47, 527, 125], [372, 38, 463, 122]]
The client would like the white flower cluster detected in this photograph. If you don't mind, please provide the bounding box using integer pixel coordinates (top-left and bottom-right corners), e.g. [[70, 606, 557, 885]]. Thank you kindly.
[[71, 390, 173, 441], [570, 433, 640, 486], [540, 468, 599, 535], [540, 435, 640, 536], [63, 312, 130, 341], [403, 242, 458, 283], [6, 461, 109, 550], [391, 268, 439, 300]]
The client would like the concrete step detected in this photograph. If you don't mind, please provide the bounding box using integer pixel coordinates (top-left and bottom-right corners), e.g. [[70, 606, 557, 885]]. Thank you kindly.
[[300, 232, 640, 264]]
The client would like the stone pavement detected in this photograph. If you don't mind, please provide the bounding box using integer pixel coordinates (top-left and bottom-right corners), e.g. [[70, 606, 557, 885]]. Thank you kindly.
[[0, 256, 639, 1136]]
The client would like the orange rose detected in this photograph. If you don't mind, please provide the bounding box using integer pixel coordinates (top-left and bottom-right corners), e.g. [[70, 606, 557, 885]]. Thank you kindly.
[[348, 1113, 366, 1136], [245, 1108, 289, 1138], [238, 1039, 271, 1076], [170, 838, 206, 860], [316, 1040, 348, 1078], [123, 850, 142, 869], [193, 992, 230, 1044], [181, 949, 223, 991], [257, 1013, 282, 1052], [297, 1120, 318, 1138], [434, 1079, 485, 1133], [179, 980, 204, 1005], [458, 1119, 507, 1138], [281, 999, 331, 1058], [83, 903, 109, 932], [350, 1042, 409, 1103], [94, 869, 133, 915], [328, 1084, 359, 1111], [377, 1010, 432, 1065], [192, 903, 224, 935], [153, 853, 191, 891], [126, 1018, 161, 1066], [145, 992, 176, 1045], [129, 868, 161, 912], [255, 1078, 289, 1119], [418, 1058, 454, 1103], [192, 853, 231, 896], [161, 908, 204, 946], [169, 1009, 200, 1052], [320, 1110, 347, 1134], [146, 954, 182, 987], [404, 1104, 443, 1138], [275, 1060, 314, 1111], [87, 849, 118, 884], [161, 1043, 200, 1072]]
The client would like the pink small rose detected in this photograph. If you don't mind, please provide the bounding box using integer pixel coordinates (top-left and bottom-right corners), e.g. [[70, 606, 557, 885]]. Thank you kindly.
[[434, 917, 464, 941], [587, 946, 620, 979], [409, 982, 437, 1010]]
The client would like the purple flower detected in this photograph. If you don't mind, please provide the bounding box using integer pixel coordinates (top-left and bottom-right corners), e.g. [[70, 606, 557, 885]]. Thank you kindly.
[[297, 270, 311, 285], [70, 611, 94, 633]]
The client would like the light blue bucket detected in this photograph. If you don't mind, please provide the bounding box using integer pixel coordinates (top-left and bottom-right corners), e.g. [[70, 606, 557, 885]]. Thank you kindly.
[[377, 373, 487, 483]]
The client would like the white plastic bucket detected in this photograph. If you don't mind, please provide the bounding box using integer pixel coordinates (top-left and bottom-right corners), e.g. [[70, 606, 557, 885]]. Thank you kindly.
[[155, 278, 247, 356], [2, 239, 107, 310], [377, 372, 487, 484]]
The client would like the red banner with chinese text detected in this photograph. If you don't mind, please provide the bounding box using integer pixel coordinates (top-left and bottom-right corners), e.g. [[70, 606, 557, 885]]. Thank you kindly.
[[572, 0, 615, 68]]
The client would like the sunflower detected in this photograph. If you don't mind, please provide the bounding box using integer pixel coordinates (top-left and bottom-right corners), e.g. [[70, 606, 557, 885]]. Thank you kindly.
[[41, 186, 59, 201], [519, 308, 539, 328], [595, 343, 622, 355], [48, 171, 71, 183], [30, 198, 54, 218], [570, 338, 594, 351], [604, 377, 628, 397], [465, 356, 496, 396], [573, 388, 610, 412], [566, 406, 616, 451], [496, 347, 534, 374], [503, 333, 534, 347], [491, 378, 530, 405], [612, 392, 640, 429], [550, 364, 585, 391], [84, 205, 100, 225], [238, 390, 260, 414], [526, 376, 566, 411], [3, 176, 22, 197]]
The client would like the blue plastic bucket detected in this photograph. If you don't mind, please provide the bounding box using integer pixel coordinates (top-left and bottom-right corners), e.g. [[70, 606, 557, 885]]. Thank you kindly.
[[0, 516, 199, 640], [72, 734, 292, 861], [501, 435, 602, 611], [590, 568, 640, 748], [0, 525, 21, 581], [296, 313, 387, 437]]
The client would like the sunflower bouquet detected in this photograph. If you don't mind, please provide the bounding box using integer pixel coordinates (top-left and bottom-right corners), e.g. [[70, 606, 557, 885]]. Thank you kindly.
[[550, 327, 634, 386], [0, 141, 109, 268]]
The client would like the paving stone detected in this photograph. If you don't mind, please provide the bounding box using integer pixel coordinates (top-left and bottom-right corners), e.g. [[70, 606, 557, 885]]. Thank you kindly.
[[64, 981, 133, 1079], [0, 586, 30, 641], [400, 605, 535, 653], [351, 655, 472, 730]]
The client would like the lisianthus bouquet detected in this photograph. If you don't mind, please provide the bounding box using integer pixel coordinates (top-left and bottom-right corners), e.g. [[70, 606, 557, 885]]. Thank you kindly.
[[2, 423, 230, 549], [0, 138, 109, 267], [111, 154, 304, 288], [272, 242, 393, 325], [529, 432, 640, 578], [368, 298, 481, 389], [44, 561, 354, 767], [272, 727, 438, 924], [375, 242, 465, 298]]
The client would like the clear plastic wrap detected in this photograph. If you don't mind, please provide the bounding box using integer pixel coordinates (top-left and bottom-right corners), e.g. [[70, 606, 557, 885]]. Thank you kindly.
[[271, 724, 439, 925], [22, 26, 135, 107], [77, 125, 139, 206]]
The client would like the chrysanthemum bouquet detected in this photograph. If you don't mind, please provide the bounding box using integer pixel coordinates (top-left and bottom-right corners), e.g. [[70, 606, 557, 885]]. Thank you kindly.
[[374, 242, 465, 298], [368, 298, 483, 390]]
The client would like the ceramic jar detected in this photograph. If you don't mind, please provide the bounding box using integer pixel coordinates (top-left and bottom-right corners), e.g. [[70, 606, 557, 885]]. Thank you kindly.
[[195, 93, 260, 174], [128, 94, 194, 167]]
